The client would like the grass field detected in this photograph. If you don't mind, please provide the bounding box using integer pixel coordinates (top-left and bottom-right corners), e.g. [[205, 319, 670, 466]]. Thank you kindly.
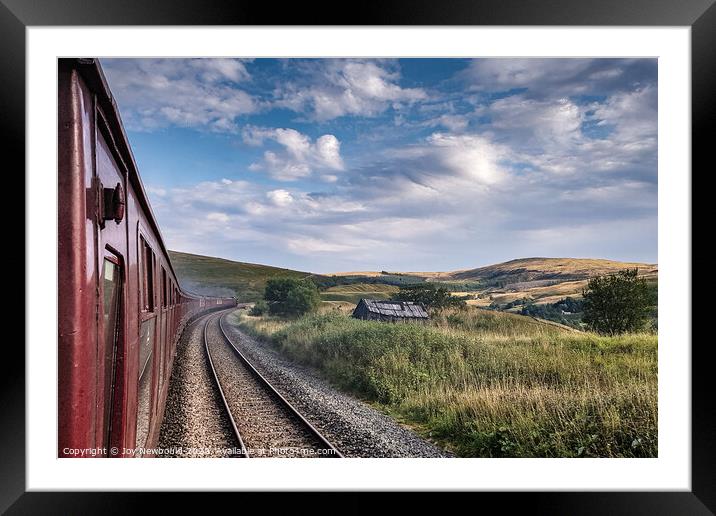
[[320, 283, 399, 303], [232, 306, 657, 458], [319, 300, 357, 314]]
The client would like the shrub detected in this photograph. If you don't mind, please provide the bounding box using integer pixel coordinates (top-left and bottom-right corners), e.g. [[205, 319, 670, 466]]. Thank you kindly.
[[264, 277, 321, 316], [249, 299, 269, 316], [582, 269, 651, 335]]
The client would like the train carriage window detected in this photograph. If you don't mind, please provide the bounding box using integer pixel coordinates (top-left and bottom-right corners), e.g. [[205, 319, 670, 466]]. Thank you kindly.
[[161, 267, 167, 309], [136, 317, 155, 453], [140, 236, 154, 312], [101, 258, 122, 454]]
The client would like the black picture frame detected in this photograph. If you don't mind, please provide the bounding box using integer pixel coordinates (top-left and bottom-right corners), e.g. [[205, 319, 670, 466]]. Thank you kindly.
[[6, 0, 712, 512]]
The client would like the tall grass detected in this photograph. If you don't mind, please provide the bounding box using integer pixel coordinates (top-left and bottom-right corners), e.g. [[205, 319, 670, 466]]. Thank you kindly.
[[234, 309, 657, 457]]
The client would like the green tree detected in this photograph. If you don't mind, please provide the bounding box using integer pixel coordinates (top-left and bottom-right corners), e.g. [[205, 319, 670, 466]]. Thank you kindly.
[[582, 269, 651, 335], [249, 299, 269, 316], [396, 284, 465, 310], [264, 277, 321, 316]]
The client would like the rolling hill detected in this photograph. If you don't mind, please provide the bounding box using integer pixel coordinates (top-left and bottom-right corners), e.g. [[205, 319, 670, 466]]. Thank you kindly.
[[168, 251, 313, 301], [320, 283, 399, 303], [331, 257, 656, 284], [442, 257, 657, 284], [169, 251, 657, 310], [328, 257, 658, 306]]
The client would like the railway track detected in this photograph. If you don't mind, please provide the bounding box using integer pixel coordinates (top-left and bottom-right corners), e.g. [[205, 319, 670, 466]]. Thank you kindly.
[[203, 310, 342, 458]]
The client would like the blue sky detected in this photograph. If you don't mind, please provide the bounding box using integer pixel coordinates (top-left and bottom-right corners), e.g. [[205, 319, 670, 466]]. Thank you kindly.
[[101, 58, 657, 273]]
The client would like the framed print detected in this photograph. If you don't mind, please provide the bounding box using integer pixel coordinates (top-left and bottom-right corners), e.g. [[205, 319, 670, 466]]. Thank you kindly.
[[6, 0, 713, 512]]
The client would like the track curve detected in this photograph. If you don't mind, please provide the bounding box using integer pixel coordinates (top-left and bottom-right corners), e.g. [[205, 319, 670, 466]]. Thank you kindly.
[[204, 310, 342, 458]]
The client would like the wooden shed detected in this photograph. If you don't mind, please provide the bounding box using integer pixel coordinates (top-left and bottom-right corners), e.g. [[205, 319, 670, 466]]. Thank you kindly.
[[352, 299, 429, 322]]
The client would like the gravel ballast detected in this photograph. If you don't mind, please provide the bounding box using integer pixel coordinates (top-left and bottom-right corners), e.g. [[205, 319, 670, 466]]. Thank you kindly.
[[158, 311, 241, 457], [221, 310, 448, 458], [206, 314, 332, 457]]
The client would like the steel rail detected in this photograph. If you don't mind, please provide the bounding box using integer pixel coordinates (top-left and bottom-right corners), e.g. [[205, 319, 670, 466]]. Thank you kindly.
[[203, 310, 249, 457], [218, 312, 343, 458]]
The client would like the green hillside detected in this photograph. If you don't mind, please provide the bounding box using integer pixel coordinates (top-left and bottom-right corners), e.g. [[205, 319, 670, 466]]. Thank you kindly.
[[444, 257, 657, 285], [168, 250, 312, 301], [168, 251, 657, 328], [320, 283, 399, 303]]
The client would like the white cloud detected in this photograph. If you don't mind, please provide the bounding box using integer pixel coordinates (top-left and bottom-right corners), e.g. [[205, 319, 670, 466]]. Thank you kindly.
[[415, 112, 471, 132], [250, 151, 311, 181], [273, 128, 312, 159], [197, 58, 251, 83], [146, 185, 167, 197], [206, 212, 230, 223], [267, 189, 294, 206], [588, 68, 623, 80], [471, 88, 656, 179], [275, 60, 427, 121], [243, 127, 345, 181], [150, 116, 656, 272], [425, 133, 508, 185], [315, 135, 344, 169], [463, 58, 629, 98], [380, 132, 510, 195], [286, 237, 359, 254], [465, 58, 593, 91], [434, 114, 469, 132], [590, 85, 657, 143], [100, 58, 257, 133], [486, 96, 582, 141], [111, 58, 657, 271]]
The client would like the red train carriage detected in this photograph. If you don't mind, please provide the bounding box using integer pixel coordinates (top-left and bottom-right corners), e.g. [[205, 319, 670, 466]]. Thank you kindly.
[[58, 58, 235, 458]]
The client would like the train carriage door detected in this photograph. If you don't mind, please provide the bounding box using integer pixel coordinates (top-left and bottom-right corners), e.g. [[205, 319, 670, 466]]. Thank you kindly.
[[95, 108, 129, 456]]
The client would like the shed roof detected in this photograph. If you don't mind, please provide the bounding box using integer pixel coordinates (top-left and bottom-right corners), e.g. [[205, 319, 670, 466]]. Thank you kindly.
[[356, 299, 429, 318]]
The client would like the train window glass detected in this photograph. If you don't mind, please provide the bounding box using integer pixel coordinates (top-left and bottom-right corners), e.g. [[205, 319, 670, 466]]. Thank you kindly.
[[138, 317, 153, 374], [101, 258, 122, 454], [136, 317, 154, 453], [140, 237, 154, 312], [161, 267, 167, 309]]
